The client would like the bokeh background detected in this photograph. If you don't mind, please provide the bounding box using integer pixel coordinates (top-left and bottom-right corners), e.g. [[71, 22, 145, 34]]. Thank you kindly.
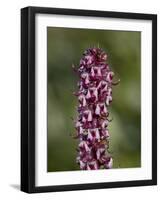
[[47, 27, 141, 172]]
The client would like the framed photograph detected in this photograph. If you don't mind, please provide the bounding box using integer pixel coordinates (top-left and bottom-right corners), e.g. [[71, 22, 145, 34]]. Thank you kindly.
[[21, 6, 157, 193]]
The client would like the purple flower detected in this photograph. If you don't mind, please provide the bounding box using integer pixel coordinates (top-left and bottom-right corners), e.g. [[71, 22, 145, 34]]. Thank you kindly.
[[74, 47, 119, 170]]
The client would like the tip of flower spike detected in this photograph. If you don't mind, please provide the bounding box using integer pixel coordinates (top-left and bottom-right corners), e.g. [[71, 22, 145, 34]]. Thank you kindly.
[[81, 47, 108, 66]]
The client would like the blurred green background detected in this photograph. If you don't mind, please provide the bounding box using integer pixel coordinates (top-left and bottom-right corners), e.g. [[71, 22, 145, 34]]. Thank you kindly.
[[47, 27, 141, 172]]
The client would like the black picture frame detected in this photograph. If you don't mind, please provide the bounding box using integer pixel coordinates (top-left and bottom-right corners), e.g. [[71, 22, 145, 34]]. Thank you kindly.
[[21, 6, 157, 193]]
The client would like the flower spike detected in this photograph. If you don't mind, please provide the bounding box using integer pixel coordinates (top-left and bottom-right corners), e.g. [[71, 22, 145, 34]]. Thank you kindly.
[[74, 47, 119, 170]]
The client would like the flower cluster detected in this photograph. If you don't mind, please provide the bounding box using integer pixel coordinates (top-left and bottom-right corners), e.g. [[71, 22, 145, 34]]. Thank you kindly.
[[74, 47, 118, 170]]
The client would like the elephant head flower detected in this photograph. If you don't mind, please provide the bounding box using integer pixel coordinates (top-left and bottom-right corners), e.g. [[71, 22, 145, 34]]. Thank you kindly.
[[74, 47, 119, 170]]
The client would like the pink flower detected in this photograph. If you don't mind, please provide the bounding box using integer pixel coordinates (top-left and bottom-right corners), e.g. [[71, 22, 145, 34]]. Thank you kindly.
[[74, 47, 119, 170], [78, 94, 86, 107], [82, 110, 93, 122], [86, 160, 99, 170], [87, 128, 100, 143], [85, 55, 94, 65], [79, 141, 90, 152], [106, 71, 114, 82], [86, 87, 98, 103]]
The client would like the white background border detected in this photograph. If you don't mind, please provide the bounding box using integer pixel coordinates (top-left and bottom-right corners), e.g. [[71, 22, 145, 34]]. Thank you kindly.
[[35, 14, 152, 187]]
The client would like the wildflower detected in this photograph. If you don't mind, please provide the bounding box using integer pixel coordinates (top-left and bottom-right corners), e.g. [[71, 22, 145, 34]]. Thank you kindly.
[[74, 47, 119, 170]]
